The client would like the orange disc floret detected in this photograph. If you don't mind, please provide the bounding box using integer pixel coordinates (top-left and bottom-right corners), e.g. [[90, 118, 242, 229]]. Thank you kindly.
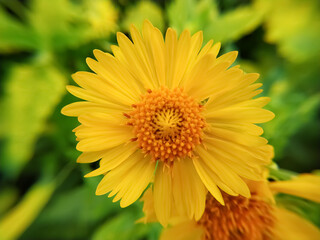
[[126, 87, 205, 163], [198, 193, 275, 240]]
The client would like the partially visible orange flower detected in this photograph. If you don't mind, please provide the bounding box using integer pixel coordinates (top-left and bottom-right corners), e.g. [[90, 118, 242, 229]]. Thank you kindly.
[[141, 174, 320, 240]]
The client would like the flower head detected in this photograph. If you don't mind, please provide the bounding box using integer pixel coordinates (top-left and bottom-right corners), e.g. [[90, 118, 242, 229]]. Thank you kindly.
[[62, 20, 274, 225], [144, 174, 320, 240]]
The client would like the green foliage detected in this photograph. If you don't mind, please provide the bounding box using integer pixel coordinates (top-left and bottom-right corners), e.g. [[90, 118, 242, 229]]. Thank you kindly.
[[0, 188, 18, 217], [167, 0, 265, 43], [275, 194, 320, 228], [268, 165, 297, 181], [92, 211, 161, 240], [0, 0, 319, 239], [263, 80, 320, 158], [27, 0, 85, 50], [0, 64, 66, 177], [0, 181, 56, 240], [121, 1, 164, 32], [0, 7, 38, 52], [257, 0, 320, 63]]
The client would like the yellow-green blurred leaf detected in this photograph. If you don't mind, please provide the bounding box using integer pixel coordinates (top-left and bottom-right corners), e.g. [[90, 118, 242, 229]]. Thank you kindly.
[[275, 194, 320, 228], [258, 0, 320, 62], [121, 1, 164, 32], [204, 5, 265, 43], [0, 7, 38, 52], [167, 0, 218, 34], [21, 177, 119, 239], [0, 188, 19, 217], [92, 210, 151, 240], [0, 64, 66, 177], [0, 181, 56, 240], [167, 0, 264, 43], [27, 0, 88, 50], [81, 0, 118, 38], [263, 80, 320, 157]]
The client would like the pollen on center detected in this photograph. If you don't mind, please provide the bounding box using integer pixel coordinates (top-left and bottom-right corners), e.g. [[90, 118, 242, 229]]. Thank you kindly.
[[126, 87, 205, 163]]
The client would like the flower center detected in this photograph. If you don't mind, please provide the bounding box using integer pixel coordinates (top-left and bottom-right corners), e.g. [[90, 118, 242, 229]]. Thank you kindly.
[[126, 87, 205, 163], [198, 193, 275, 240]]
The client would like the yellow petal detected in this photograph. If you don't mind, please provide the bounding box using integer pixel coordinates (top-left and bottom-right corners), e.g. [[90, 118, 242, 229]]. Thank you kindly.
[[84, 142, 138, 177], [77, 150, 108, 163], [203, 134, 272, 165], [178, 31, 204, 88], [208, 122, 264, 136], [207, 82, 263, 108], [203, 142, 264, 181], [170, 29, 192, 88], [205, 107, 275, 124], [196, 146, 251, 198], [273, 207, 320, 240], [195, 39, 213, 60], [142, 20, 166, 87], [172, 158, 207, 220], [188, 66, 242, 101], [208, 42, 221, 58], [232, 97, 271, 108], [76, 127, 132, 152], [164, 27, 178, 87], [95, 151, 155, 208], [160, 221, 203, 240], [66, 85, 124, 106], [137, 188, 158, 223], [154, 163, 173, 226], [116, 31, 158, 89], [61, 101, 124, 117], [92, 49, 142, 97], [85, 58, 138, 105], [270, 174, 320, 203], [205, 127, 268, 147], [192, 157, 225, 205], [77, 112, 126, 127], [184, 56, 230, 97], [216, 51, 238, 64]]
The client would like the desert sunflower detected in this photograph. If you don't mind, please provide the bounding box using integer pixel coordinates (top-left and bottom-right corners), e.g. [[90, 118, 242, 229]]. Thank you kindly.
[[62, 20, 274, 225], [141, 174, 320, 240]]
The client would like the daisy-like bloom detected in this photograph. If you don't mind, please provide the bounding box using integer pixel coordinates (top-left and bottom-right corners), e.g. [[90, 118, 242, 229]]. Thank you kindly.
[[61, 20, 274, 225], [141, 174, 320, 240]]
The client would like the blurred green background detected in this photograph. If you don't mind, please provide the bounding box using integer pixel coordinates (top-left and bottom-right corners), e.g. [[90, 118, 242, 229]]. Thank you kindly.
[[0, 0, 319, 239]]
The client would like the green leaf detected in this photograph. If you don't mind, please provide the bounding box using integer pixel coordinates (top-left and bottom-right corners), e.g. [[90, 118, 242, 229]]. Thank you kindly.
[[0, 64, 66, 178], [21, 178, 119, 240], [275, 194, 320, 228], [0, 181, 56, 240], [121, 1, 164, 32], [259, 0, 320, 62], [0, 7, 38, 52], [167, 0, 218, 34], [263, 80, 320, 158], [0, 188, 19, 218], [167, 0, 264, 43], [27, 0, 89, 50], [80, 0, 118, 39], [204, 5, 265, 43], [92, 209, 161, 240], [268, 166, 297, 181]]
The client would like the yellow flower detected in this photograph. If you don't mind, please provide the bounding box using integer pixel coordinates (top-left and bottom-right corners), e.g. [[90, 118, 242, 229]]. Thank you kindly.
[[61, 20, 274, 226], [146, 174, 320, 240]]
